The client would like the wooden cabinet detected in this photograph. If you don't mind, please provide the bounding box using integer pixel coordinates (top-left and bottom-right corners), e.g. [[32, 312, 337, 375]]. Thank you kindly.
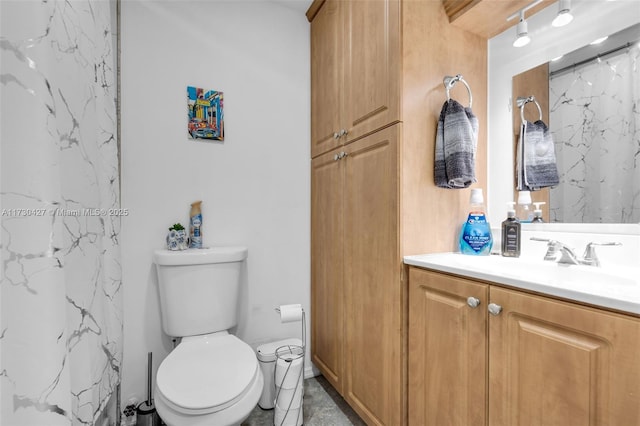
[[408, 266, 640, 426], [310, 0, 400, 158], [343, 126, 400, 426], [490, 286, 640, 426], [343, 0, 401, 144], [408, 267, 488, 426], [310, 0, 343, 158], [312, 125, 401, 425], [309, 0, 489, 423], [310, 143, 345, 392]]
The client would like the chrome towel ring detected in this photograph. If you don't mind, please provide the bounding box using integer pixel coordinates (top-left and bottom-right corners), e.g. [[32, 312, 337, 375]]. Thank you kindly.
[[444, 74, 473, 108], [517, 96, 542, 123]]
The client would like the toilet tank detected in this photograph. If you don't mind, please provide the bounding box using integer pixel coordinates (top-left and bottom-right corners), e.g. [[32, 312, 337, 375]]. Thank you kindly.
[[153, 247, 248, 337]]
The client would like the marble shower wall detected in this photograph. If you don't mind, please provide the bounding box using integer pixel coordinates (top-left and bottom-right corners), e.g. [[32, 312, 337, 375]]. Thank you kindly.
[[549, 45, 640, 223], [1, 1, 121, 425]]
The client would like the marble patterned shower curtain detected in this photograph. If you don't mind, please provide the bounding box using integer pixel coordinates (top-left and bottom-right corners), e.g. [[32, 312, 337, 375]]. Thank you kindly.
[[1, 1, 122, 425], [549, 44, 640, 223]]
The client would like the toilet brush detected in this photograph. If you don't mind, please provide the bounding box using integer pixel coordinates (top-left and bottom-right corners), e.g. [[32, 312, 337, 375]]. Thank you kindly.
[[136, 352, 161, 426]]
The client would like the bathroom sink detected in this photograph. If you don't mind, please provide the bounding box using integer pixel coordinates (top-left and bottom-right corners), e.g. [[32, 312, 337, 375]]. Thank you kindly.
[[404, 253, 640, 315], [437, 254, 635, 286]]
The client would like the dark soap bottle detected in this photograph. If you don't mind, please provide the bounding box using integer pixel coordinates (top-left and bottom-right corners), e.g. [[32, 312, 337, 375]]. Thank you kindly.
[[501, 210, 521, 257]]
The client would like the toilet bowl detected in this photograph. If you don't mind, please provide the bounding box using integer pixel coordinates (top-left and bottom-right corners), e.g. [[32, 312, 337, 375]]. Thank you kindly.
[[154, 332, 264, 426]]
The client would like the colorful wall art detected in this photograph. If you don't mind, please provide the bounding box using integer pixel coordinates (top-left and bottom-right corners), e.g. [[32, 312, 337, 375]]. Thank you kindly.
[[187, 86, 224, 141]]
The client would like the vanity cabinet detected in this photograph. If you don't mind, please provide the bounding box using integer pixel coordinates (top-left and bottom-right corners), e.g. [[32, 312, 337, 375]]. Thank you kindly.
[[409, 266, 640, 426], [489, 286, 640, 426], [408, 267, 488, 426], [312, 125, 401, 426], [309, 0, 401, 158]]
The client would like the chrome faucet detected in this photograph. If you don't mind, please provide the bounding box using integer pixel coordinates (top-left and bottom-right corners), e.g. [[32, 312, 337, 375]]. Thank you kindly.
[[530, 238, 621, 266]]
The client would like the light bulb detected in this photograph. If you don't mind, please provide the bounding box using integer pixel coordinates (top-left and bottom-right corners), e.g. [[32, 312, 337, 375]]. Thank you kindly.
[[513, 35, 531, 47], [552, 0, 573, 27], [552, 11, 573, 27]]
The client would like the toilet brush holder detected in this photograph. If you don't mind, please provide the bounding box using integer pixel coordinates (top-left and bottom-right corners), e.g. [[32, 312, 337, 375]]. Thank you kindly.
[[136, 352, 161, 426], [136, 400, 160, 426]]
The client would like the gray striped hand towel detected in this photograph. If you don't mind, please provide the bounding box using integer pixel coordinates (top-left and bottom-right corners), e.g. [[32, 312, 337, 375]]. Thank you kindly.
[[435, 100, 478, 188]]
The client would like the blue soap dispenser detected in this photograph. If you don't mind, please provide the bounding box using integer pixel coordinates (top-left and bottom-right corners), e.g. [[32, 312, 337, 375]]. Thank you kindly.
[[459, 188, 493, 256]]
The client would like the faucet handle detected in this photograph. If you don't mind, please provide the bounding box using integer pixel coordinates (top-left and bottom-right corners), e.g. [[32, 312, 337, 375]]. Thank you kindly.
[[531, 237, 581, 263], [582, 242, 622, 267], [530, 237, 562, 261]]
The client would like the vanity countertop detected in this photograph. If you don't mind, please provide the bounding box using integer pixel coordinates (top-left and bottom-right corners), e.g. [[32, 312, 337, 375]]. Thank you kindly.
[[404, 252, 640, 316]]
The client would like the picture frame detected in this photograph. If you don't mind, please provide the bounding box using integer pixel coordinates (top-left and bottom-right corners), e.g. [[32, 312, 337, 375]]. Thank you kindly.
[[187, 86, 224, 141]]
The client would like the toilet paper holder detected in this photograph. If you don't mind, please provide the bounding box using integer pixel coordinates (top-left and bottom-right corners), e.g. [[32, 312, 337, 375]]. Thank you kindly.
[[273, 304, 306, 426], [275, 304, 306, 350]]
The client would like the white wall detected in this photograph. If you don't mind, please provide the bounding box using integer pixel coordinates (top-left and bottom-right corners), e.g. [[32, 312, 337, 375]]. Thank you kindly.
[[120, 0, 310, 404], [487, 1, 640, 225]]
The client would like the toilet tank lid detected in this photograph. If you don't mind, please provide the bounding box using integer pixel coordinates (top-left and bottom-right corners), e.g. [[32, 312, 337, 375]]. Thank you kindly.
[[153, 246, 248, 266]]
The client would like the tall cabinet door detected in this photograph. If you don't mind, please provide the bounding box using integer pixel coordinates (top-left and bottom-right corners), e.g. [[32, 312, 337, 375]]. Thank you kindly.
[[489, 287, 640, 426], [408, 268, 488, 426], [311, 147, 345, 393], [310, 0, 344, 158], [343, 124, 401, 426], [344, 0, 401, 143]]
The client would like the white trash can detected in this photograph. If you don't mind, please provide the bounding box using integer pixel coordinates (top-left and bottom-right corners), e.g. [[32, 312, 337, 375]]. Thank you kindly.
[[256, 338, 302, 409], [274, 345, 304, 426]]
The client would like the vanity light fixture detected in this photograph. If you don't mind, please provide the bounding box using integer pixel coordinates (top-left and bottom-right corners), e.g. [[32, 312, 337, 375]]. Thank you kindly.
[[552, 0, 574, 27], [507, 0, 542, 48], [513, 11, 531, 47]]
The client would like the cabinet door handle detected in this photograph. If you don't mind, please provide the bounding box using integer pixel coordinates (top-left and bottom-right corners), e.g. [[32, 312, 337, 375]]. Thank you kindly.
[[333, 132, 340, 140], [467, 297, 481, 308], [334, 151, 348, 161], [339, 129, 348, 137], [488, 303, 503, 316]]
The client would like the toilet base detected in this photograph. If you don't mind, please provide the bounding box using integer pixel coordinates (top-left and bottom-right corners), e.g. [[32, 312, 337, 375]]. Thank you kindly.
[[155, 369, 264, 426]]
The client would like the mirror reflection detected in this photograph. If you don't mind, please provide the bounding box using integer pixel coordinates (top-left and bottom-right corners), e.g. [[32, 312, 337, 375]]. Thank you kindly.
[[489, 1, 639, 225], [548, 23, 640, 223], [510, 23, 640, 224]]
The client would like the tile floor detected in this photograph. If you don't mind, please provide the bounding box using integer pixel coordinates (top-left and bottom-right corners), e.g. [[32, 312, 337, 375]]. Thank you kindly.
[[242, 375, 366, 426]]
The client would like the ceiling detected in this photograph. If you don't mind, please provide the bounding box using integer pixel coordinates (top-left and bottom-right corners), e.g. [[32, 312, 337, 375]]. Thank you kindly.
[[271, 0, 561, 39]]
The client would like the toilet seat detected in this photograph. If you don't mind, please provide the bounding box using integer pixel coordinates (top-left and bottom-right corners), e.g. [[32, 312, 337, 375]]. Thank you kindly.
[[156, 333, 259, 415]]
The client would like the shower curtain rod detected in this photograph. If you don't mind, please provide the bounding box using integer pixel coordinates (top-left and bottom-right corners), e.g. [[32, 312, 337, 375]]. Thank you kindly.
[[549, 40, 638, 78]]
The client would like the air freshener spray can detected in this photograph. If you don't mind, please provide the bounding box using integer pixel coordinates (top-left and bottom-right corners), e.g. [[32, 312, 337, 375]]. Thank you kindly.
[[189, 200, 203, 249]]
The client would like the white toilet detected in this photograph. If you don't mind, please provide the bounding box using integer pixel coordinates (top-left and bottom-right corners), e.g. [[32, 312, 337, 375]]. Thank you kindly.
[[152, 246, 263, 426]]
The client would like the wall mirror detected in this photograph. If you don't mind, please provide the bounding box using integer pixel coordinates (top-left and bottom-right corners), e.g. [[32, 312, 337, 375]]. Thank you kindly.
[[488, 0, 640, 225]]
